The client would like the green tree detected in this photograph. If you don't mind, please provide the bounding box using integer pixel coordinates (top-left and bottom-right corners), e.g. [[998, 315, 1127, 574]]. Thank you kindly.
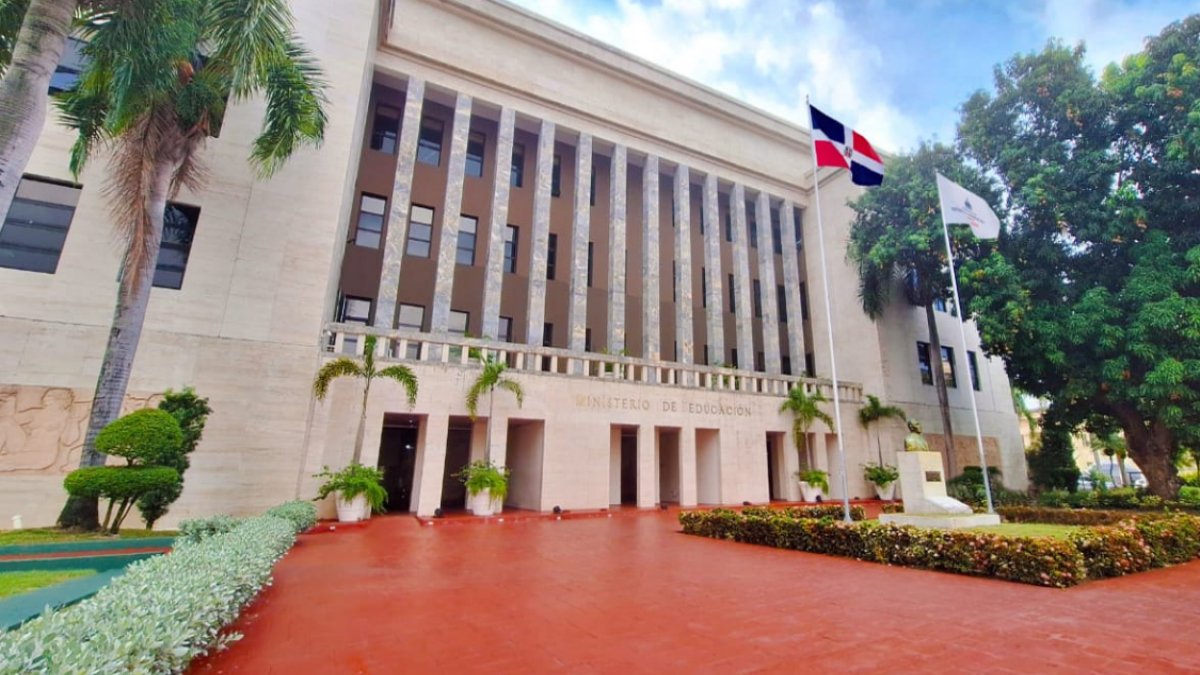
[[136, 387, 212, 528], [857, 394, 906, 465], [957, 19, 1200, 497], [465, 355, 524, 460], [313, 335, 418, 465], [56, 0, 328, 529], [1089, 431, 1130, 487], [1027, 408, 1081, 492], [847, 142, 1003, 477], [779, 385, 835, 467]]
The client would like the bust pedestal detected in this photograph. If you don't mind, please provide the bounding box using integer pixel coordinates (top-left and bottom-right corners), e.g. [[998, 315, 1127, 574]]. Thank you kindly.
[[878, 451, 999, 529]]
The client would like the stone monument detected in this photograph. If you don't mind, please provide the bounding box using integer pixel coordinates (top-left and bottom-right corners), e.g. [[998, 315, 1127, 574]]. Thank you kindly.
[[878, 421, 1000, 529]]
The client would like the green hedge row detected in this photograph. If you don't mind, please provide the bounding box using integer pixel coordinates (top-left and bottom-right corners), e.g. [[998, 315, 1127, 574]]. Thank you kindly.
[[1037, 487, 1200, 512], [740, 504, 866, 521], [0, 501, 317, 673], [680, 508, 1200, 587]]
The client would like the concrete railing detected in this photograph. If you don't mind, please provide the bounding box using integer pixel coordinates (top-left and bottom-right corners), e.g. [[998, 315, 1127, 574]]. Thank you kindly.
[[323, 323, 863, 403]]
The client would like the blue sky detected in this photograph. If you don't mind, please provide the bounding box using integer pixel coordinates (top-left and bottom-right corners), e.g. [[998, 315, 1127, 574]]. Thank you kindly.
[[508, 0, 1196, 152]]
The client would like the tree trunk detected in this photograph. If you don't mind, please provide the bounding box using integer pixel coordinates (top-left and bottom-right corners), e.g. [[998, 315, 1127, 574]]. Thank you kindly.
[[1112, 405, 1180, 499], [0, 0, 77, 220], [58, 153, 176, 530], [485, 388, 495, 462], [924, 302, 957, 477], [875, 426, 883, 466], [351, 377, 370, 465], [1118, 453, 1130, 488]]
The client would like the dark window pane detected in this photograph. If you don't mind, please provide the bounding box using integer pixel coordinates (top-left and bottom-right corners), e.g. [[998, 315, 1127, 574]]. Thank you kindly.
[[728, 274, 736, 314], [724, 211, 732, 242], [587, 241, 594, 287], [338, 296, 372, 324], [354, 194, 386, 249], [917, 341, 933, 385], [511, 144, 524, 188], [805, 352, 815, 377], [753, 279, 762, 318], [499, 316, 513, 342], [504, 225, 518, 274], [969, 351, 981, 391], [942, 345, 958, 388], [547, 232, 557, 280], [153, 203, 200, 289], [777, 284, 787, 322], [417, 118, 442, 166], [782, 356, 792, 375], [370, 105, 400, 154], [48, 38, 87, 95], [748, 207, 758, 248], [0, 178, 81, 274], [771, 209, 782, 255], [794, 208, 803, 250], [551, 155, 561, 198], [465, 131, 485, 178], [406, 205, 434, 257], [456, 215, 477, 266], [800, 282, 810, 319]]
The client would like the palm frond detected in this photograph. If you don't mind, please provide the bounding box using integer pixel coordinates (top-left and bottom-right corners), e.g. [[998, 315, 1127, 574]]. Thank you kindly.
[[465, 379, 486, 420], [497, 378, 524, 408], [312, 358, 364, 400], [815, 409, 836, 431], [0, 0, 31, 77], [377, 364, 418, 407], [248, 36, 327, 177], [203, 0, 291, 99]]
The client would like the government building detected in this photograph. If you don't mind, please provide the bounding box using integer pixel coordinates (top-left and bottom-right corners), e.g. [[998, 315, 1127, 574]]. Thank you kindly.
[[0, 0, 1026, 525]]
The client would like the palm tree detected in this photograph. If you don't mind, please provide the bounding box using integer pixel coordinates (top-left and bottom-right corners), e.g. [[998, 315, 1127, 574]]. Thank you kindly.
[[56, 0, 328, 528], [1090, 432, 1129, 487], [858, 394, 906, 465], [0, 0, 78, 220], [465, 355, 524, 461], [779, 385, 835, 468], [314, 335, 418, 465]]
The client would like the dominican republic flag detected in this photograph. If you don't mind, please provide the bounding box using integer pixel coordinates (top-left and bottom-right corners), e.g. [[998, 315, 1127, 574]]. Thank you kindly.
[[808, 104, 884, 186]]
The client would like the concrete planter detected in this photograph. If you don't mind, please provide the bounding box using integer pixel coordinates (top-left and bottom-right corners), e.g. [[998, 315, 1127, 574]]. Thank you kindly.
[[335, 493, 369, 522], [469, 489, 497, 516], [873, 483, 896, 501], [799, 481, 825, 503]]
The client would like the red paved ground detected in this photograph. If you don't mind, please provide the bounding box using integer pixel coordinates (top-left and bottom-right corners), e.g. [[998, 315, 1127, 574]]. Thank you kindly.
[[191, 510, 1200, 674]]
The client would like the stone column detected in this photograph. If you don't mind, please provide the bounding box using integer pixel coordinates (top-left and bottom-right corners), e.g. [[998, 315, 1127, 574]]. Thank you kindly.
[[778, 199, 807, 370], [702, 174, 724, 363], [374, 77, 425, 328], [754, 191, 781, 374], [781, 434, 801, 501], [812, 432, 829, 475], [641, 155, 661, 361], [731, 184, 755, 368], [429, 93, 473, 333], [480, 107, 516, 340], [607, 144, 628, 353], [567, 133, 593, 354], [525, 119, 556, 345], [488, 415, 510, 468], [673, 166, 693, 365], [414, 413, 450, 516], [637, 424, 657, 508], [679, 427, 698, 507]]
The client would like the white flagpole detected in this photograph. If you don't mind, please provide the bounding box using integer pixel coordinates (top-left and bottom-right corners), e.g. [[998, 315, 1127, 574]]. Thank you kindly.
[[939, 212, 995, 514], [806, 99, 853, 523]]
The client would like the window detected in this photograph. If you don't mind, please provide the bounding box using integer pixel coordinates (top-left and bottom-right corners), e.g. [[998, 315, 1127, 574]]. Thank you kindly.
[[547, 232, 557, 280], [504, 225, 518, 274], [753, 279, 762, 318], [933, 298, 947, 313], [699, 209, 705, 235], [355, 194, 386, 248], [748, 211, 758, 249], [456, 215, 477, 266], [794, 209, 803, 250], [338, 296, 371, 324], [703, 345, 710, 365], [587, 241, 594, 287], [777, 284, 787, 322], [370, 104, 400, 154], [589, 164, 596, 206], [724, 211, 733, 243], [0, 177, 81, 274], [449, 310, 469, 336], [969, 351, 981, 391], [49, 38, 86, 94], [917, 341, 957, 388], [585, 328, 592, 352], [934, 297, 959, 317], [511, 144, 525, 188], [543, 323, 553, 347], [153, 204, 200, 289], [782, 355, 792, 375], [728, 274, 736, 314], [672, 261, 677, 303], [805, 352, 815, 377], [416, 117, 443, 166], [701, 267, 707, 308], [397, 304, 425, 358], [551, 154, 562, 197], [406, 205, 434, 257], [731, 348, 739, 369], [771, 209, 782, 255], [756, 351, 765, 372], [465, 131, 485, 178], [800, 282, 810, 319], [499, 316, 513, 343]]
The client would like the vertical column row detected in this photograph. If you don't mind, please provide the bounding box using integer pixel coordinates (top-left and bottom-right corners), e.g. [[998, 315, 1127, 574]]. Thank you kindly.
[[607, 144, 628, 353], [754, 191, 781, 374], [480, 107, 516, 340], [641, 155, 661, 362], [673, 166, 693, 365], [374, 77, 426, 329], [567, 134, 593, 353], [731, 185, 755, 366], [778, 199, 807, 369], [702, 174, 724, 362], [429, 93, 473, 333], [525, 120, 556, 346]]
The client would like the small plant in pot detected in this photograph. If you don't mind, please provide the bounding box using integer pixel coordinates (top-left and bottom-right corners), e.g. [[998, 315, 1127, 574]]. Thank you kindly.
[[314, 463, 386, 523], [795, 469, 829, 502], [863, 462, 900, 501], [455, 460, 510, 516]]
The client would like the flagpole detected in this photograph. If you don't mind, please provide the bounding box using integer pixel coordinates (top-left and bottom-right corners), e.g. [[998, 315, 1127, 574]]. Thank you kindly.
[[806, 98, 853, 524], [937, 189, 995, 514]]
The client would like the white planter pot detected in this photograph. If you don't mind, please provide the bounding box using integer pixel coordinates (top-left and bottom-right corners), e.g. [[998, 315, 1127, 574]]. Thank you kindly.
[[874, 482, 896, 501], [799, 481, 825, 503], [469, 489, 496, 516], [335, 493, 368, 522]]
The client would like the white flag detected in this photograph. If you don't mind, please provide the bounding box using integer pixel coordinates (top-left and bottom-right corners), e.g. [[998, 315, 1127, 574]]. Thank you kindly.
[[936, 172, 1000, 240]]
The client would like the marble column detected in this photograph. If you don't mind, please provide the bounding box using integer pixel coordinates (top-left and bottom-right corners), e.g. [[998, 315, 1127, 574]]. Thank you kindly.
[[674, 166, 693, 365], [567, 133, 593, 354], [731, 184, 755, 368], [414, 413, 450, 516], [641, 154, 661, 362], [781, 433, 802, 501], [374, 77, 425, 329], [429, 93, 473, 334], [480, 107, 516, 341], [678, 427, 698, 507], [701, 174, 724, 363], [606, 144, 628, 353], [778, 199, 807, 371], [525, 119, 556, 346], [754, 191, 781, 374], [637, 424, 658, 508]]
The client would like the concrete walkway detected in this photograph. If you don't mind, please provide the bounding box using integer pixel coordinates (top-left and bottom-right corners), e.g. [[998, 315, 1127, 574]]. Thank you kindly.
[[191, 511, 1200, 673]]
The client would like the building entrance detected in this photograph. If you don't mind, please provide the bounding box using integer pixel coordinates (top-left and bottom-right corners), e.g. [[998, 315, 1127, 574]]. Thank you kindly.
[[440, 421, 474, 510], [378, 417, 419, 512]]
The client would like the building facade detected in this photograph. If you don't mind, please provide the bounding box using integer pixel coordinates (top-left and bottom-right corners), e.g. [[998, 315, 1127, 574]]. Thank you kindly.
[[0, 0, 1026, 525]]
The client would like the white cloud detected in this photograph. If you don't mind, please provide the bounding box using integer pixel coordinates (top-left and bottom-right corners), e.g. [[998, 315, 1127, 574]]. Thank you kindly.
[[1027, 0, 1183, 73]]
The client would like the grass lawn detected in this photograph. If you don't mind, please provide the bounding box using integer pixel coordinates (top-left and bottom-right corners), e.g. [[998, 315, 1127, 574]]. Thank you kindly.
[[0, 528, 176, 546], [967, 523, 1081, 540], [0, 570, 97, 599]]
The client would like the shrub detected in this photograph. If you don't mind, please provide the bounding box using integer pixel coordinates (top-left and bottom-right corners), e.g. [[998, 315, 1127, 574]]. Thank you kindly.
[[1133, 515, 1200, 567], [997, 506, 1132, 526], [1180, 486, 1200, 506], [453, 460, 510, 503], [63, 466, 181, 533], [1181, 473, 1200, 488], [179, 514, 240, 544], [741, 505, 865, 521], [863, 463, 899, 488], [1037, 490, 1071, 508], [881, 502, 904, 514], [795, 469, 829, 493], [0, 508, 299, 673], [265, 501, 318, 533], [138, 388, 213, 529], [94, 409, 184, 466], [1068, 524, 1154, 578], [314, 463, 387, 512]]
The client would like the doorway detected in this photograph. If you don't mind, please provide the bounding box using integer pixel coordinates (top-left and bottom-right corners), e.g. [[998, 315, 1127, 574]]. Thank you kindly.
[[766, 432, 787, 501], [440, 419, 474, 510], [378, 415, 419, 512], [658, 428, 680, 504]]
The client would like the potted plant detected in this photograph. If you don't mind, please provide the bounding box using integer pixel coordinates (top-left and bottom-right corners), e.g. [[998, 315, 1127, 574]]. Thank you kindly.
[[863, 462, 900, 500], [455, 460, 510, 516], [795, 469, 829, 502], [314, 463, 387, 523]]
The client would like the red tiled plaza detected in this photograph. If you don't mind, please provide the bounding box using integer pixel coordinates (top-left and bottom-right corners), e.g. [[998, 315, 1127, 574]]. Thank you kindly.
[[191, 511, 1200, 674]]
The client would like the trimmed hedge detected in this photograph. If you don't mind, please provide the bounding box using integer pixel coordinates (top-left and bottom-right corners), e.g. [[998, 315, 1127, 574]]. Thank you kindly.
[[997, 506, 1132, 526], [265, 500, 320, 533], [94, 408, 184, 465], [741, 504, 866, 521], [63, 465, 181, 501], [0, 501, 316, 673], [179, 514, 241, 544]]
